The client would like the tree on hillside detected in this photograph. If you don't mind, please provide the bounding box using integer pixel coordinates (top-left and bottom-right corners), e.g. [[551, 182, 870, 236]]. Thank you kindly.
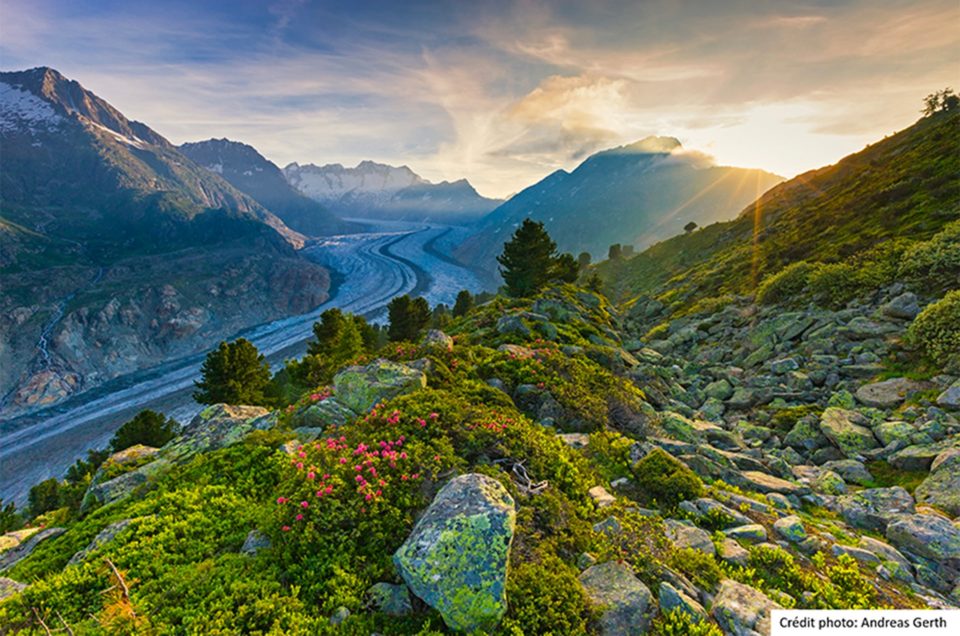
[[684, 221, 698, 233], [923, 88, 959, 116], [388, 295, 431, 341], [431, 303, 452, 329], [497, 219, 579, 297], [110, 410, 180, 452], [608, 244, 622, 260], [577, 252, 592, 271], [194, 338, 272, 405], [453, 290, 474, 317], [288, 309, 366, 387]]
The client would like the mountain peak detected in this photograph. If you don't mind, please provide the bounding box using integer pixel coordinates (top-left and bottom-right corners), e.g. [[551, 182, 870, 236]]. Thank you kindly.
[[606, 136, 683, 156]]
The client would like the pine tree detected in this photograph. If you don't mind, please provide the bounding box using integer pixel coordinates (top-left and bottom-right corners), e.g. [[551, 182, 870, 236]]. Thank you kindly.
[[109, 410, 180, 452], [193, 338, 272, 405], [388, 295, 431, 341], [577, 252, 592, 270], [452, 290, 474, 317], [552, 253, 579, 283], [497, 219, 560, 297]]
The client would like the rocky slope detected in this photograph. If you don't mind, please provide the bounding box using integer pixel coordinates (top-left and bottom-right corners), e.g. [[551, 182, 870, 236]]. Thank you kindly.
[[179, 138, 355, 236], [0, 68, 331, 415], [1, 281, 957, 633], [456, 136, 783, 271], [284, 160, 501, 224]]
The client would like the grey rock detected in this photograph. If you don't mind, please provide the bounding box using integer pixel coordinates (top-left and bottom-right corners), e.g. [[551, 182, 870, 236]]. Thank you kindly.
[[835, 487, 915, 533], [819, 408, 878, 456], [773, 516, 807, 543], [856, 378, 926, 409], [580, 562, 653, 636], [0, 528, 65, 572], [915, 449, 960, 517], [724, 524, 768, 544], [831, 544, 880, 564], [68, 519, 133, 565], [0, 577, 27, 602], [240, 529, 271, 555], [589, 486, 617, 508], [664, 519, 716, 555], [937, 381, 960, 410], [712, 579, 781, 636], [421, 329, 454, 352], [659, 581, 706, 622], [822, 459, 873, 486], [718, 538, 750, 567], [367, 582, 413, 616], [886, 514, 960, 561], [882, 292, 920, 320]]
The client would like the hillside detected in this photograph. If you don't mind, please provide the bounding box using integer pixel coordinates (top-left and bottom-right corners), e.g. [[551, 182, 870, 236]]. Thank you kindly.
[[179, 138, 356, 237], [1, 269, 958, 632], [595, 111, 960, 316], [455, 137, 783, 272], [0, 68, 331, 416], [284, 160, 501, 224]]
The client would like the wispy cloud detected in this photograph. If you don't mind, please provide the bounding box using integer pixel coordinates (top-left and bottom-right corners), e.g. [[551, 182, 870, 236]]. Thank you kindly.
[[1, 0, 957, 197]]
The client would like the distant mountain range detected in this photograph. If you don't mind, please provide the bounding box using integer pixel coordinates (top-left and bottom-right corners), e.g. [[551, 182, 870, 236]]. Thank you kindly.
[[179, 138, 355, 236], [0, 67, 331, 415], [455, 136, 783, 271], [284, 161, 501, 224]]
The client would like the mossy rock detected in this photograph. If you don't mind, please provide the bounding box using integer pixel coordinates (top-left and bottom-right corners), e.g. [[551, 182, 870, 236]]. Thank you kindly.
[[393, 473, 516, 632], [333, 359, 427, 414]]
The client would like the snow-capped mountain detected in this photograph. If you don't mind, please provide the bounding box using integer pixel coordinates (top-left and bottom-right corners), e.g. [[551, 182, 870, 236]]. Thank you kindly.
[[179, 138, 354, 236], [456, 136, 784, 270], [284, 161, 500, 224]]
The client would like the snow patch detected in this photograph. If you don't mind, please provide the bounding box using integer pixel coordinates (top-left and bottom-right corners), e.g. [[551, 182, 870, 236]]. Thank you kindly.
[[88, 121, 148, 149], [0, 81, 63, 135]]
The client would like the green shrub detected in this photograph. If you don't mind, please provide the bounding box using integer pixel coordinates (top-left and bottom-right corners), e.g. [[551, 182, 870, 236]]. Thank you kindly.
[[651, 609, 722, 636], [109, 410, 180, 452], [908, 291, 960, 370], [756, 261, 815, 305], [898, 220, 960, 291], [669, 547, 723, 591], [631, 448, 703, 510], [502, 554, 589, 635]]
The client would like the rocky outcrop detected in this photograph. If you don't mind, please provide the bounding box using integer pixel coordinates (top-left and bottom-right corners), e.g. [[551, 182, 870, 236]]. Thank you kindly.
[[333, 359, 427, 415], [0, 527, 65, 572], [915, 448, 960, 515], [393, 474, 516, 632]]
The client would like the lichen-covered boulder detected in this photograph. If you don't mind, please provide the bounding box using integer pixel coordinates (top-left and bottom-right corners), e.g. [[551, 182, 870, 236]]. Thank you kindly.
[[773, 516, 807, 543], [295, 399, 356, 428], [724, 524, 768, 544], [0, 528, 65, 572], [885, 514, 960, 561], [421, 330, 454, 353], [664, 519, 716, 555], [915, 448, 960, 516], [835, 487, 915, 533], [579, 561, 653, 635], [712, 579, 781, 636], [333, 359, 427, 415], [81, 458, 171, 512], [165, 404, 272, 462], [393, 473, 516, 632], [0, 577, 27, 602], [818, 408, 878, 456], [0, 528, 40, 553], [68, 519, 133, 565]]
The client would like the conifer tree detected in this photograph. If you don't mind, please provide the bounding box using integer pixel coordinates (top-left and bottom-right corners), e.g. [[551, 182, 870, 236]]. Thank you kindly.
[[109, 410, 180, 452], [194, 338, 271, 405], [387, 295, 431, 341], [497, 219, 560, 297], [452, 290, 474, 317]]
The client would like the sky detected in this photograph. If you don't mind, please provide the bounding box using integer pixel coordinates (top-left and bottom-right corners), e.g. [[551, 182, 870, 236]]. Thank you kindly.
[[1, 0, 958, 199]]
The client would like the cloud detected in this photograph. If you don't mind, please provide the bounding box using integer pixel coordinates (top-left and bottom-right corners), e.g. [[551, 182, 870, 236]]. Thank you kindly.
[[1, 0, 958, 198]]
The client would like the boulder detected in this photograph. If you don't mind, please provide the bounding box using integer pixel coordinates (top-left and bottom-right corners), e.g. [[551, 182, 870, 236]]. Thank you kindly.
[[659, 581, 706, 622], [821, 459, 873, 486], [421, 330, 454, 352], [712, 579, 781, 636], [858, 537, 913, 578], [724, 525, 768, 544], [812, 469, 847, 495], [297, 399, 356, 428], [579, 561, 653, 635], [588, 486, 616, 508], [704, 379, 734, 401], [164, 404, 273, 462], [889, 444, 944, 472], [855, 378, 926, 409], [718, 538, 750, 567], [882, 292, 920, 320], [915, 449, 960, 516], [835, 487, 915, 533], [393, 474, 515, 632], [0, 528, 65, 572], [664, 519, 715, 555], [770, 358, 800, 374], [885, 514, 960, 561], [496, 314, 531, 337], [334, 359, 427, 415], [732, 471, 809, 496], [818, 408, 878, 456], [874, 421, 917, 447], [367, 582, 413, 616], [68, 519, 133, 565], [0, 577, 27, 602], [240, 529, 271, 555], [831, 544, 880, 564], [937, 381, 960, 410], [773, 516, 807, 543]]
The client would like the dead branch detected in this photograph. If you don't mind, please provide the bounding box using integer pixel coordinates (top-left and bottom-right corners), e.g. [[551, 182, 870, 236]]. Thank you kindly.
[[103, 558, 136, 619], [31, 608, 52, 636], [55, 610, 75, 636]]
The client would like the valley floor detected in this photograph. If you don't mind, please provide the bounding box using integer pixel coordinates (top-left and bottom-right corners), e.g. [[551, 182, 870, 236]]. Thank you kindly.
[[0, 222, 486, 505]]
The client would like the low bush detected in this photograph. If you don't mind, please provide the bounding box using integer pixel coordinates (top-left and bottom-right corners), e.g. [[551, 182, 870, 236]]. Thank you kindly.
[[907, 290, 960, 370], [756, 261, 816, 305], [631, 448, 703, 510]]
